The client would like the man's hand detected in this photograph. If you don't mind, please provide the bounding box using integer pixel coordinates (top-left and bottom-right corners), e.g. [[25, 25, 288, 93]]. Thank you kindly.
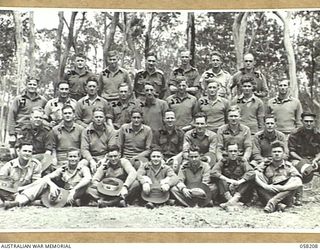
[[161, 183, 170, 192], [182, 187, 192, 198], [50, 121, 57, 127], [265, 184, 279, 193], [89, 159, 97, 173], [49, 185, 60, 198], [120, 186, 128, 198], [142, 183, 151, 195], [67, 189, 76, 203]]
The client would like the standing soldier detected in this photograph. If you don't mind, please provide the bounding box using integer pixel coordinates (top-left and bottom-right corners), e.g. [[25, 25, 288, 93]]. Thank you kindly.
[[231, 76, 264, 134], [134, 52, 166, 100], [8, 77, 47, 147], [63, 53, 95, 101], [168, 49, 201, 97], [44, 81, 77, 127], [98, 50, 132, 103], [267, 78, 302, 136], [199, 51, 231, 98], [230, 53, 268, 99]]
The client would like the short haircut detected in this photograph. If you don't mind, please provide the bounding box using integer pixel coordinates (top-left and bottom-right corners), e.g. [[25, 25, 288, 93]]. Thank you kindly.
[[211, 51, 222, 58], [31, 107, 45, 115], [301, 112, 316, 119], [228, 105, 241, 114], [86, 76, 99, 85], [130, 108, 143, 117], [278, 78, 290, 86], [15, 140, 33, 150], [107, 50, 118, 58], [226, 141, 239, 150], [67, 149, 80, 156], [164, 109, 175, 116], [264, 114, 276, 122], [92, 106, 105, 115], [108, 144, 120, 153], [240, 76, 254, 85], [57, 81, 69, 88], [26, 76, 39, 84], [270, 140, 285, 151], [146, 52, 157, 60], [244, 53, 254, 59], [150, 145, 163, 155], [194, 112, 207, 122], [188, 145, 200, 154], [74, 53, 86, 59], [62, 104, 75, 113]]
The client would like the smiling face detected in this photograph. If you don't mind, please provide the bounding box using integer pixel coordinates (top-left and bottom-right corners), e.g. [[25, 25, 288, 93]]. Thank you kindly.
[[68, 150, 80, 167], [26, 79, 38, 94], [18, 144, 33, 162], [207, 81, 219, 97], [150, 150, 163, 166], [62, 107, 75, 123], [163, 111, 176, 128], [108, 150, 121, 165]]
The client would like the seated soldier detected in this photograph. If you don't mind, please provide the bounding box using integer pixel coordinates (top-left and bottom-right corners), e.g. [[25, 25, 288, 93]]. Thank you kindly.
[[7, 76, 47, 147], [211, 142, 255, 209], [50, 105, 84, 167], [288, 112, 320, 205], [87, 145, 139, 208], [216, 105, 252, 162], [183, 112, 217, 167], [75, 76, 114, 128], [152, 110, 184, 172], [137, 147, 178, 209], [255, 141, 302, 213], [118, 109, 152, 169], [44, 81, 77, 127], [81, 107, 117, 173], [171, 147, 216, 207], [15, 107, 52, 170], [0, 142, 42, 207], [251, 114, 287, 168], [2, 149, 92, 209]]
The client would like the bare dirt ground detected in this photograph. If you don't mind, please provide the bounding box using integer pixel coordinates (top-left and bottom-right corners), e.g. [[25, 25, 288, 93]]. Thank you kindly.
[[1, 185, 320, 231]]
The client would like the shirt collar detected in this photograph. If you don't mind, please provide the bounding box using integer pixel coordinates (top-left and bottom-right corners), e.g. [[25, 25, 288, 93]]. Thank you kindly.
[[191, 128, 211, 138], [207, 68, 224, 76]]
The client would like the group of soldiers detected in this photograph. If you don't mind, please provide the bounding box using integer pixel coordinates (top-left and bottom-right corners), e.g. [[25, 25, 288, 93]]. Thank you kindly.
[[0, 49, 319, 214]]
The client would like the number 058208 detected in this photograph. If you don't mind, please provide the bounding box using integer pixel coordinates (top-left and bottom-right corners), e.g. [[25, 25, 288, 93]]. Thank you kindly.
[[300, 244, 318, 248]]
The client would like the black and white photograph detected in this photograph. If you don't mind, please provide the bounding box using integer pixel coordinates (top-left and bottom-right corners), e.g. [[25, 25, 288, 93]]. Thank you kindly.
[[0, 7, 320, 232]]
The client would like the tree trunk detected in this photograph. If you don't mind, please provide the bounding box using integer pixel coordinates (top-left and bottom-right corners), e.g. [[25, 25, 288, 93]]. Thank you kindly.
[[186, 12, 196, 66], [58, 12, 77, 80], [55, 11, 64, 71], [103, 12, 119, 67], [28, 11, 36, 78], [13, 11, 26, 94], [233, 12, 248, 70], [73, 12, 86, 53], [274, 11, 298, 98], [145, 13, 155, 58]]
